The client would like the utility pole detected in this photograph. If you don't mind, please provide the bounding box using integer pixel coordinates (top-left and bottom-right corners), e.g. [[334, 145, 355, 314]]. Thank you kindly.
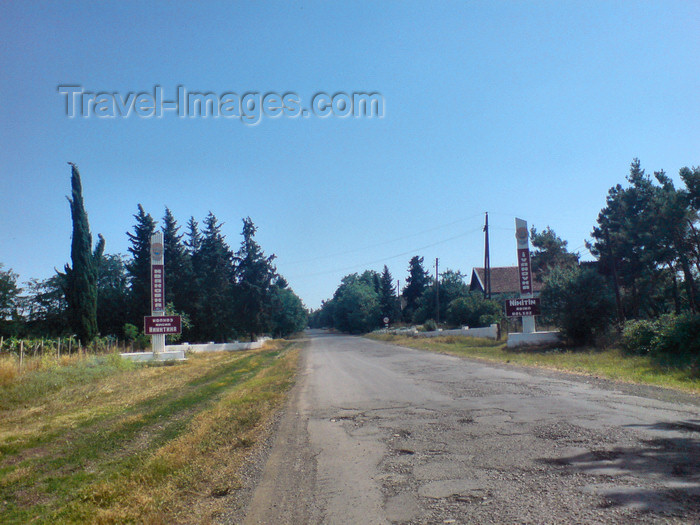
[[483, 212, 491, 300], [435, 257, 440, 325]]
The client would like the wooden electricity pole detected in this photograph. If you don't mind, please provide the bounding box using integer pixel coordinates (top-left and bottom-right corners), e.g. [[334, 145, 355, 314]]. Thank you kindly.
[[484, 212, 491, 299], [435, 258, 440, 325]]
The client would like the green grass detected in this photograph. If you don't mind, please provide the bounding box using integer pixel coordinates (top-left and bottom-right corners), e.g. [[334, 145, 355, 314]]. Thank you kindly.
[[0, 353, 137, 410], [367, 333, 700, 394], [0, 340, 301, 524]]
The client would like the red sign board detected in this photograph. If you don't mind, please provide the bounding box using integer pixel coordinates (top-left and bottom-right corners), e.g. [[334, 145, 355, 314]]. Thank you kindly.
[[517, 248, 533, 295], [505, 298, 541, 317], [144, 315, 181, 335], [151, 264, 165, 312]]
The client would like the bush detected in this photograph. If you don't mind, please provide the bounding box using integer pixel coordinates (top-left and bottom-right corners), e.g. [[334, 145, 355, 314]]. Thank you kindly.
[[446, 294, 501, 328], [540, 266, 615, 346], [423, 319, 437, 332], [620, 313, 700, 358], [123, 323, 138, 341], [654, 313, 700, 356], [620, 319, 658, 355]]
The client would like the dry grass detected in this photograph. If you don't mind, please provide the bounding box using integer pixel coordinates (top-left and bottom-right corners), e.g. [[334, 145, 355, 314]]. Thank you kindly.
[[0, 340, 301, 524]]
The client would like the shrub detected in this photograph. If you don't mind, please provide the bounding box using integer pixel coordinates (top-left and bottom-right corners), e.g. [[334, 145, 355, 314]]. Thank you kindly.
[[123, 323, 138, 341], [654, 313, 700, 356], [620, 319, 659, 355], [446, 294, 501, 328], [619, 313, 700, 358], [423, 319, 437, 332]]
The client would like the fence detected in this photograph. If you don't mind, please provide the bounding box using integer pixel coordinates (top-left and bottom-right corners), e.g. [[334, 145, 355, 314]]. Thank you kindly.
[[0, 336, 144, 360]]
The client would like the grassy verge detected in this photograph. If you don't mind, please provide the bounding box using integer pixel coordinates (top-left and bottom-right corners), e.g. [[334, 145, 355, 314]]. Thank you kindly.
[[0, 340, 301, 524], [367, 333, 700, 395]]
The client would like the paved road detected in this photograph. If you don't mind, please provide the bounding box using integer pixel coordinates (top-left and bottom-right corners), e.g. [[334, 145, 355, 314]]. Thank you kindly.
[[240, 333, 700, 524]]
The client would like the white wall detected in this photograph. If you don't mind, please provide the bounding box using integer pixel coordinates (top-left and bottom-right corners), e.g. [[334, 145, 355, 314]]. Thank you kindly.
[[506, 331, 561, 348], [166, 337, 271, 353], [386, 324, 499, 340]]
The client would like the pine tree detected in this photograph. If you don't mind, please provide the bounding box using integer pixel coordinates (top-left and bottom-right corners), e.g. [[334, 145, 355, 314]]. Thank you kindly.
[[162, 208, 192, 314], [379, 265, 398, 322], [184, 216, 202, 256], [183, 216, 204, 340], [234, 217, 277, 340], [126, 204, 156, 323], [402, 256, 429, 322], [196, 213, 235, 341], [530, 227, 579, 277], [589, 159, 700, 317], [60, 163, 104, 344]]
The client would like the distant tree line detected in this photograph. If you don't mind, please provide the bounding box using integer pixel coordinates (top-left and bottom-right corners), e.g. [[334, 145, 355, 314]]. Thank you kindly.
[[308, 260, 502, 334], [0, 164, 307, 343]]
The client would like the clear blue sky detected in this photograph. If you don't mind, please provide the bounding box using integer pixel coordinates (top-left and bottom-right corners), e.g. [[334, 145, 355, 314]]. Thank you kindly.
[[1, 1, 698, 309]]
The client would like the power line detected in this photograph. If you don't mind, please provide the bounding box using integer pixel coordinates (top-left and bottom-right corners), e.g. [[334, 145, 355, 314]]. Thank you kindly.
[[282, 212, 485, 265], [285, 228, 482, 280]]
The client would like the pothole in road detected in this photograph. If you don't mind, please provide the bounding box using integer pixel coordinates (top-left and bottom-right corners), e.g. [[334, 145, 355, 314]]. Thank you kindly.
[[330, 415, 357, 422], [533, 421, 619, 445]]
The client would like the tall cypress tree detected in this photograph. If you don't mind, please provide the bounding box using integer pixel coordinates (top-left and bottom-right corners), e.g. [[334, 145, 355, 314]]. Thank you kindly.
[[61, 163, 104, 344], [126, 204, 156, 323]]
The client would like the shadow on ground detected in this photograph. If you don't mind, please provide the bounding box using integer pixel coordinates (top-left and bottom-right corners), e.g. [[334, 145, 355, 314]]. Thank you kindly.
[[538, 420, 700, 517]]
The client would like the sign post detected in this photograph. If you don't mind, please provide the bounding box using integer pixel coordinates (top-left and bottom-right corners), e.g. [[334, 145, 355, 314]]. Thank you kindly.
[[145, 315, 182, 335], [515, 218, 536, 334], [505, 297, 541, 317], [150, 232, 166, 355]]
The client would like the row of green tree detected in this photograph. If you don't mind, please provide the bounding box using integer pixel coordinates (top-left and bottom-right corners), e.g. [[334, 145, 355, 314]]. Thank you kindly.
[[538, 159, 700, 353], [308, 259, 502, 334], [0, 164, 307, 343]]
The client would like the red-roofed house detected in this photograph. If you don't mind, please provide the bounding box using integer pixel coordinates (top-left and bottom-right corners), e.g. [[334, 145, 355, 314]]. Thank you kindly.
[[469, 266, 544, 297]]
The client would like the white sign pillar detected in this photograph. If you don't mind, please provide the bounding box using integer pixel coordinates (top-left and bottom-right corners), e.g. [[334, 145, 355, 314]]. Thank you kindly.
[[150, 232, 166, 355], [515, 218, 536, 334]]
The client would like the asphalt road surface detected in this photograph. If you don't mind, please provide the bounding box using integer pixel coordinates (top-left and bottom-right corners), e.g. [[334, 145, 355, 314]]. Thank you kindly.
[[235, 332, 700, 524]]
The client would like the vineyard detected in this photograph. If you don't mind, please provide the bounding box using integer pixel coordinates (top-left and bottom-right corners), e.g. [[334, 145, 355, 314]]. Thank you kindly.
[[0, 336, 147, 386]]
